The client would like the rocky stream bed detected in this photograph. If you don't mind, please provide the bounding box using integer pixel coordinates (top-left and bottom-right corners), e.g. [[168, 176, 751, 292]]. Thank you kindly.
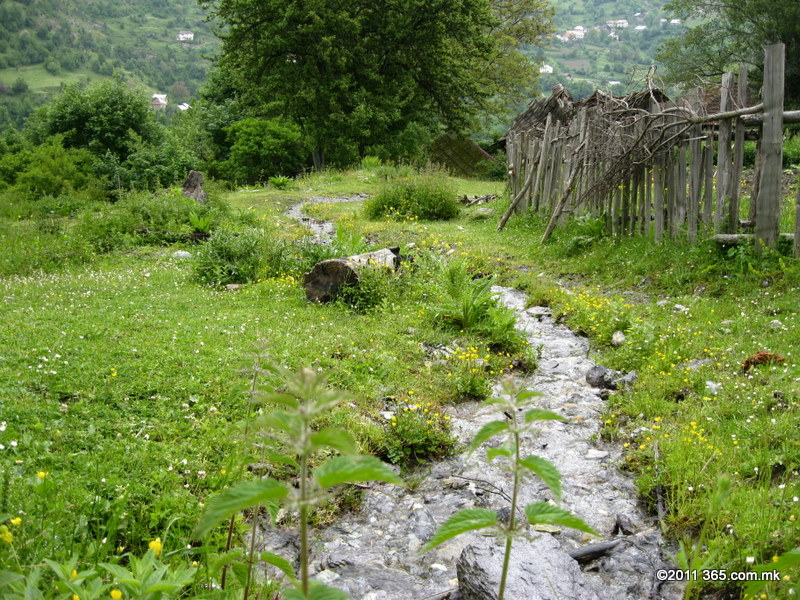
[[255, 197, 684, 600]]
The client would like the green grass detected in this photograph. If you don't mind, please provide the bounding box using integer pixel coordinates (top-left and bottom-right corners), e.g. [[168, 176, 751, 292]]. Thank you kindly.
[[1, 162, 798, 598], [0, 66, 102, 94]]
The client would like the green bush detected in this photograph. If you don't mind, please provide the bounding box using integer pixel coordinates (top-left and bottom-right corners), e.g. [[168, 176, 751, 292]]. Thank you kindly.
[[364, 170, 459, 221], [336, 265, 397, 312], [192, 228, 268, 286], [377, 400, 456, 466], [223, 117, 309, 184]]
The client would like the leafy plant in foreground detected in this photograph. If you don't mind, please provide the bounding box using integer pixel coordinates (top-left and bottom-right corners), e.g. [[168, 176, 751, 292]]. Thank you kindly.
[[195, 365, 404, 600], [423, 378, 596, 600]]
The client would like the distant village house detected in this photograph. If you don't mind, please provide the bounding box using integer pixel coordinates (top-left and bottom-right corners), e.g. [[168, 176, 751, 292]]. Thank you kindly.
[[176, 31, 194, 42], [540, 64, 554, 74], [151, 94, 168, 111]]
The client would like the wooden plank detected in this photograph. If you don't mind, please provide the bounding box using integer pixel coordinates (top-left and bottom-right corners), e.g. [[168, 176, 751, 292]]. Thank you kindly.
[[713, 233, 794, 244], [703, 134, 714, 226], [654, 157, 665, 242], [621, 177, 630, 235], [644, 166, 652, 237], [755, 44, 785, 253], [716, 72, 735, 231], [676, 143, 688, 233], [688, 126, 702, 242], [728, 66, 748, 233]]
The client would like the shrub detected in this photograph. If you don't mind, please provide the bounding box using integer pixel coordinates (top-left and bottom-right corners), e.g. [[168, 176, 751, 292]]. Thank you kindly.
[[192, 228, 268, 286], [336, 264, 397, 312], [223, 117, 308, 184], [364, 170, 459, 221], [377, 399, 456, 466]]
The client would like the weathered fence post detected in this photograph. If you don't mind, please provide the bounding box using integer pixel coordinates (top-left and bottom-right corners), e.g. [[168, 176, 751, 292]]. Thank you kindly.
[[716, 72, 735, 232], [728, 66, 748, 233], [755, 43, 785, 253]]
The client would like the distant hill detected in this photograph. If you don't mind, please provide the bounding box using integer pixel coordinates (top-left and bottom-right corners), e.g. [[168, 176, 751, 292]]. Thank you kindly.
[[0, 0, 219, 130], [530, 0, 683, 99]]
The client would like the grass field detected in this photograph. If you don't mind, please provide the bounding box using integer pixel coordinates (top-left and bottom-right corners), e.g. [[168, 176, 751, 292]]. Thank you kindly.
[[0, 164, 798, 598]]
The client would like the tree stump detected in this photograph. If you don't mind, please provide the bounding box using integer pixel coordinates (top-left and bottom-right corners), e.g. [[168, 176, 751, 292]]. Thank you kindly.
[[182, 170, 207, 204], [303, 248, 400, 302]]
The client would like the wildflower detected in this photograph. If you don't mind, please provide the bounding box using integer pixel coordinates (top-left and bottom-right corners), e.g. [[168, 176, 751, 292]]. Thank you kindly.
[[70, 569, 78, 580], [9, 517, 21, 526], [72, 595, 79, 600], [110, 590, 123, 599], [0, 526, 13, 543], [746, 556, 755, 564], [36, 471, 47, 480], [149, 537, 163, 556]]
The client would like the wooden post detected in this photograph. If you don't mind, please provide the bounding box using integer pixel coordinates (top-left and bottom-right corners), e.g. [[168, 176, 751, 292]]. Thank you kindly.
[[728, 66, 748, 233], [716, 73, 735, 232], [654, 157, 665, 242], [755, 44, 785, 253], [689, 126, 702, 242], [703, 134, 714, 226], [676, 144, 688, 234], [644, 166, 652, 237]]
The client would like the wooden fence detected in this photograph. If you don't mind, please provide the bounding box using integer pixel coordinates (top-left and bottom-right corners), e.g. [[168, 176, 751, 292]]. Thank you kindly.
[[502, 44, 800, 257]]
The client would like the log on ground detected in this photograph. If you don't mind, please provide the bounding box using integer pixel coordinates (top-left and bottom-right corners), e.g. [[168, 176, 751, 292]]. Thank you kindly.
[[303, 247, 400, 302]]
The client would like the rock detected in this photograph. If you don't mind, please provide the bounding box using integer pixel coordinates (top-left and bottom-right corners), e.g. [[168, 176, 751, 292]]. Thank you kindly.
[[705, 380, 722, 395], [673, 304, 690, 314], [182, 170, 207, 204], [769, 319, 784, 329], [611, 331, 626, 346], [225, 283, 242, 291], [456, 536, 601, 600], [614, 370, 638, 388], [172, 250, 192, 259], [585, 449, 609, 459], [585, 365, 621, 390]]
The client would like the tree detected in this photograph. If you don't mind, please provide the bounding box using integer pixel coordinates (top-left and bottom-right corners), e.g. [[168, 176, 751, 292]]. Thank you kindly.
[[202, 0, 551, 167], [27, 76, 161, 161], [656, 0, 800, 108]]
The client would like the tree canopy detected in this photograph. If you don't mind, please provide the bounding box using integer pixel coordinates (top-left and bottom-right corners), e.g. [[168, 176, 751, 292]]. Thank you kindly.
[[656, 0, 800, 108], [202, 0, 551, 166]]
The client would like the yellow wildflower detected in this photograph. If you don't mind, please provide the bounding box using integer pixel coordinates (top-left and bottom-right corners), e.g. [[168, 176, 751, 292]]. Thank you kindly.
[[0, 526, 13, 543], [149, 537, 163, 556], [36, 471, 48, 480], [9, 517, 21, 526], [110, 590, 123, 600]]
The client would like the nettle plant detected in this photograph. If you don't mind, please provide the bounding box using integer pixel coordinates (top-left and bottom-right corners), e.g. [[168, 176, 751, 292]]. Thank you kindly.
[[423, 378, 596, 600], [195, 364, 403, 600]]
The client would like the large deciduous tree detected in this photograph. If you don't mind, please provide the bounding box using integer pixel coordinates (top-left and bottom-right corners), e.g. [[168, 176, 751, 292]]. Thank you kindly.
[[656, 0, 800, 108], [202, 0, 550, 167]]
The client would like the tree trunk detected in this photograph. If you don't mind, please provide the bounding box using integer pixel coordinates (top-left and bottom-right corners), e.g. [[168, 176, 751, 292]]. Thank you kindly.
[[312, 148, 326, 171], [303, 248, 400, 302]]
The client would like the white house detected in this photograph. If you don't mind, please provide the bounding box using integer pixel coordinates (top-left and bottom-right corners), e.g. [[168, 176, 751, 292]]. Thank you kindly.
[[539, 64, 554, 74], [634, 25, 648, 31], [607, 19, 629, 28], [177, 103, 191, 111], [176, 31, 194, 42], [151, 94, 167, 110], [670, 18, 682, 25]]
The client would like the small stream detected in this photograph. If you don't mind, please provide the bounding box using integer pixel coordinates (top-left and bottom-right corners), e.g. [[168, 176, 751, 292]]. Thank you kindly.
[[259, 198, 682, 599]]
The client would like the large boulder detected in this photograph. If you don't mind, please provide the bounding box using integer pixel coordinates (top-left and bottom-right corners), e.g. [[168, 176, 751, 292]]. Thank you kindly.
[[457, 535, 601, 600], [182, 170, 207, 204]]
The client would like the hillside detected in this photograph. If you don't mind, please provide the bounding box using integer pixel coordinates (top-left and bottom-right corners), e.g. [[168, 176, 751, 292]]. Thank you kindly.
[[0, 0, 218, 129], [531, 0, 683, 99]]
